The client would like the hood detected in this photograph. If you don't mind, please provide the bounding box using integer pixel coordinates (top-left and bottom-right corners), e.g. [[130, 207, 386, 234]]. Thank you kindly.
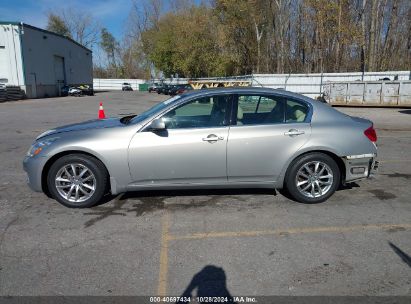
[[36, 118, 123, 140]]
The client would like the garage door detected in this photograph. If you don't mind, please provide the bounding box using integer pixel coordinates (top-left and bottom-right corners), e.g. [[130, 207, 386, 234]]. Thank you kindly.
[[53, 55, 65, 95]]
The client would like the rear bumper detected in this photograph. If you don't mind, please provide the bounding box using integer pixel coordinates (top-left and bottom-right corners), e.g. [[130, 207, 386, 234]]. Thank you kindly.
[[343, 153, 378, 183]]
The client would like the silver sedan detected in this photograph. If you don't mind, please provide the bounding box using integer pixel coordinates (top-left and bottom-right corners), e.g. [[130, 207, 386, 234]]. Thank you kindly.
[[23, 88, 378, 208]]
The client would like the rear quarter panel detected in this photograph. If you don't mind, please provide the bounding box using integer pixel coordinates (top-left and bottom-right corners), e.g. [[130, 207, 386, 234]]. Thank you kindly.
[[308, 102, 377, 156], [275, 101, 377, 188]]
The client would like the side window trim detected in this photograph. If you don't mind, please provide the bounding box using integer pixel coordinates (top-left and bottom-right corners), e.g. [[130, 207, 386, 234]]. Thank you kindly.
[[255, 96, 262, 113], [230, 94, 239, 126], [227, 94, 236, 126]]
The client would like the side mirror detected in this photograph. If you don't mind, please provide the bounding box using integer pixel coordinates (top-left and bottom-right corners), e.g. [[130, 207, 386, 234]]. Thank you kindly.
[[149, 118, 166, 131]]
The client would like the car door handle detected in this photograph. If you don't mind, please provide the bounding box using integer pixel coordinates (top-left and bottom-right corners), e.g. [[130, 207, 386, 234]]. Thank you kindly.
[[202, 134, 224, 142], [284, 129, 305, 136]]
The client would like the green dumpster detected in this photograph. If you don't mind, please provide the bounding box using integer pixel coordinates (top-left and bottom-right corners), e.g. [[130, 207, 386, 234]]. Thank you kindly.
[[138, 83, 149, 91]]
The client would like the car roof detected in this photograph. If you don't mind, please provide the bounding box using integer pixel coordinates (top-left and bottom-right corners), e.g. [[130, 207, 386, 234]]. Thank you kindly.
[[179, 87, 314, 103]]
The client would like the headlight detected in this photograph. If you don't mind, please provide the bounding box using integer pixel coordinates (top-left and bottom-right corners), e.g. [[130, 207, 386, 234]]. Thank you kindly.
[[26, 137, 59, 157]]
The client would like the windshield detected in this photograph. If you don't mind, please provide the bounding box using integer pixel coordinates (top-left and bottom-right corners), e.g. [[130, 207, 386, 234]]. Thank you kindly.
[[129, 95, 181, 124]]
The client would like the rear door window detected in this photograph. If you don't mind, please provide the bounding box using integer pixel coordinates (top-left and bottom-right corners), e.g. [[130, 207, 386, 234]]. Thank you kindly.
[[285, 99, 309, 123], [236, 95, 284, 125]]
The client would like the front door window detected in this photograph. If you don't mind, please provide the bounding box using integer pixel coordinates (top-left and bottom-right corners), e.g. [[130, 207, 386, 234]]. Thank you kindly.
[[162, 95, 230, 129]]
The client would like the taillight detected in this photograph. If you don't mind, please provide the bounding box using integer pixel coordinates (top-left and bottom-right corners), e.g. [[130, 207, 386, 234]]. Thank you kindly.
[[364, 126, 377, 142]]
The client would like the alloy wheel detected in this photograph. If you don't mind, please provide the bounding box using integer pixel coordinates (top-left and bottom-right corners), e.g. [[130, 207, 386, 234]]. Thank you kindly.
[[295, 161, 334, 198], [55, 163, 96, 203]]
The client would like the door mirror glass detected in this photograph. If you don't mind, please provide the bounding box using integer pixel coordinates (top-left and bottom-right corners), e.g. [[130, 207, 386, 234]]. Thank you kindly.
[[149, 118, 166, 131]]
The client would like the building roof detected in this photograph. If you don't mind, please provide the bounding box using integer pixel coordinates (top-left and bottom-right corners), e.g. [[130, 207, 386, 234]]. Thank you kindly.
[[0, 21, 92, 53]]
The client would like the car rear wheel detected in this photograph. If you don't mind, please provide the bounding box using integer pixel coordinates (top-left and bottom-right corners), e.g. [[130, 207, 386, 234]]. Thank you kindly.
[[284, 153, 340, 204], [47, 154, 108, 208]]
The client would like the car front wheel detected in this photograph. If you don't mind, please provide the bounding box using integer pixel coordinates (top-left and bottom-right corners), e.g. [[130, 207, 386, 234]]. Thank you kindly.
[[284, 153, 340, 204], [47, 154, 108, 208]]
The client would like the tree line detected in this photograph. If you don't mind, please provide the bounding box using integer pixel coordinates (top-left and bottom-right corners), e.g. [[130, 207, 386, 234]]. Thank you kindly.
[[46, 0, 411, 79]]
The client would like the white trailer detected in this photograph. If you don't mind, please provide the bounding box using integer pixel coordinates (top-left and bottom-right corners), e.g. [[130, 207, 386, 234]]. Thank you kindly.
[[0, 21, 92, 99]]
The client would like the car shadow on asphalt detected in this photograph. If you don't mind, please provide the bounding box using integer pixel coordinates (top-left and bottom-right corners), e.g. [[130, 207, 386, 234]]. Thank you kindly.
[[83, 188, 276, 228], [398, 109, 411, 115], [121, 188, 276, 200], [338, 182, 360, 190], [83, 182, 366, 227], [278, 182, 360, 204]]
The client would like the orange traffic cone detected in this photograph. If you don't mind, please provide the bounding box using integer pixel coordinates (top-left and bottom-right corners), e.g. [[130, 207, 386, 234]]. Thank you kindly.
[[98, 102, 106, 119]]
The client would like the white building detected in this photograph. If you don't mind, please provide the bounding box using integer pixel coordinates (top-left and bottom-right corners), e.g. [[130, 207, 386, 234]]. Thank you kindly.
[[0, 21, 92, 98]]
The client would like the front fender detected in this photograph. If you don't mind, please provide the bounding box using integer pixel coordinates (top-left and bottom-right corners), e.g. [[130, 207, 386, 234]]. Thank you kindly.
[[41, 127, 136, 194]]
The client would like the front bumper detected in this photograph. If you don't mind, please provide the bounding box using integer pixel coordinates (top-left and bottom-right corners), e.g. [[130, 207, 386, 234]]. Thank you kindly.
[[343, 153, 378, 183], [23, 155, 48, 192]]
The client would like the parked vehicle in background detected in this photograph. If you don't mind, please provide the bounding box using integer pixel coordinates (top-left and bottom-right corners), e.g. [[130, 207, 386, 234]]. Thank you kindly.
[[68, 87, 82, 97], [170, 84, 193, 95], [148, 83, 160, 93], [78, 85, 94, 96], [157, 84, 171, 94], [168, 85, 182, 96], [62, 85, 93, 97], [23, 87, 378, 208], [61, 85, 70, 97], [164, 85, 175, 95], [156, 84, 164, 94], [122, 83, 133, 91]]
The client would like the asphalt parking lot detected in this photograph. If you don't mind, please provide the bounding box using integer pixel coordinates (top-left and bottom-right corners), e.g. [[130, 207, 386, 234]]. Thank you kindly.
[[0, 91, 410, 296]]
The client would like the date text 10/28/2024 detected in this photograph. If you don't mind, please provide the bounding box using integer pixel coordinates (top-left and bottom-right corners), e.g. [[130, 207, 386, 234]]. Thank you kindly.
[[150, 297, 257, 303]]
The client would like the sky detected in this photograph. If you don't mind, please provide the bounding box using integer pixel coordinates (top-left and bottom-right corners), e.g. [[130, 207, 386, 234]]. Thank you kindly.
[[0, 0, 132, 41], [0, 0, 202, 66]]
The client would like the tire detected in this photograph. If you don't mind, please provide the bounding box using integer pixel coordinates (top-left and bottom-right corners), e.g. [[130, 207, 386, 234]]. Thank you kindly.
[[47, 154, 109, 208], [284, 152, 340, 204]]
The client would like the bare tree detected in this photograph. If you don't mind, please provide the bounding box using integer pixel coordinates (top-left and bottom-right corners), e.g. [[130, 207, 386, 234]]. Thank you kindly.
[[46, 13, 71, 37], [170, 0, 195, 12], [121, 0, 411, 78], [46, 8, 100, 49], [368, 0, 378, 71]]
